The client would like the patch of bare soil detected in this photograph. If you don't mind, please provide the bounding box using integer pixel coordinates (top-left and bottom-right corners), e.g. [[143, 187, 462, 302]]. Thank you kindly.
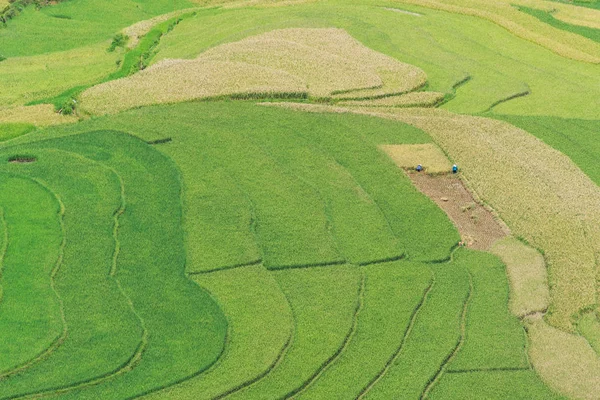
[[408, 172, 507, 250]]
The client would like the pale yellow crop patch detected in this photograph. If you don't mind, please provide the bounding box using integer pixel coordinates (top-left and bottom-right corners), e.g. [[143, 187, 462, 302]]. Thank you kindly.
[[80, 28, 427, 115], [380, 143, 452, 174], [490, 237, 550, 318], [0, 105, 77, 127]]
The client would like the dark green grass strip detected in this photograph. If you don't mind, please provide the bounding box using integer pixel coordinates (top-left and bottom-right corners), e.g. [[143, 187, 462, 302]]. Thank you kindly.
[[518, 6, 600, 43], [30, 131, 226, 399], [0, 150, 145, 398], [0, 175, 65, 379]]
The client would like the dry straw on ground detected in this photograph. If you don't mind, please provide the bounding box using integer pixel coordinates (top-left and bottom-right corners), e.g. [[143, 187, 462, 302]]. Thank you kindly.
[[0, 105, 77, 127], [525, 313, 600, 399], [80, 28, 427, 115]]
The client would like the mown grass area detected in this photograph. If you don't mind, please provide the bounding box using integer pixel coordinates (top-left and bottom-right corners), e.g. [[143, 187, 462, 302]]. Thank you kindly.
[[0, 0, 195, 57], [0, 175, 63, 378]]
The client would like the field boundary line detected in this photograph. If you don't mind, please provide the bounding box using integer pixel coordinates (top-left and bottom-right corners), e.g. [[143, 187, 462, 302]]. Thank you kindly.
[[187, 259, 263, 275], [284, 272, 366, 399], [0, 176, 68, 382], [356, 274, 435, 399], [485, 86, 531, 112], [420, 271, 473, 399]]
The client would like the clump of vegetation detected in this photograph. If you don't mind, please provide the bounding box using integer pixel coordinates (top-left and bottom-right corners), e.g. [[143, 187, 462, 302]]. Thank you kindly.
[[107, 33, 129, 52]]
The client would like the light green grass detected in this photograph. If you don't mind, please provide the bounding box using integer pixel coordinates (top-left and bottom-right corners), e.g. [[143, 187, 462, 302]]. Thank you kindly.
[[145, 264, 292, 399], [0, 175, 64, 377], [0, 43, 118, 107], [296, 261, 433, 399], [227, 265, 362, 399], [0, 123, 34, 142], [0, 0, 195, 57]]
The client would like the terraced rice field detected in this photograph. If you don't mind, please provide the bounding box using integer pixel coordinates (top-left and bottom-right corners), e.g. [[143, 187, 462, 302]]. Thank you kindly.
[[0, 0, 598, 398]]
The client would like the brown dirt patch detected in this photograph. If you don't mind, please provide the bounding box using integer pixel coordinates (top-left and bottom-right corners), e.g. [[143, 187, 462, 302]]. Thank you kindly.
[[408, 172, 507, 250]]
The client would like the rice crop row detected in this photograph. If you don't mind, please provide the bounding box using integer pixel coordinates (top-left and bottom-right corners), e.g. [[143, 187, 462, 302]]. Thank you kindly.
[[0, 123, 34, 143], [446, 250, 529, 371], [52, 101, 459, 266], [518, 6, 600, 44], [224, 265, 362, 400], [295, 261, 433, 399], [0, 175, 64, 377], [145, 264, 292, 399], [0, 149, 145, 398], [429, 369, 564, 399]]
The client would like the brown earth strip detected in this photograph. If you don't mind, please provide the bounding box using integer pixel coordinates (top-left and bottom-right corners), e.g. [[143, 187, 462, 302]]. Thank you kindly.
[[407, 172, 507, 251]]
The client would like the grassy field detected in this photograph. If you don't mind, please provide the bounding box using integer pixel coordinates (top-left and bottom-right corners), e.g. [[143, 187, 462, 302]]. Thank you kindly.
[[0, 0, 598, 398]]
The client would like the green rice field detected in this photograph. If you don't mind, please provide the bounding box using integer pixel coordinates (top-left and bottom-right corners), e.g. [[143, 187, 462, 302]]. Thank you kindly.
[[0, 0, 598, 398]]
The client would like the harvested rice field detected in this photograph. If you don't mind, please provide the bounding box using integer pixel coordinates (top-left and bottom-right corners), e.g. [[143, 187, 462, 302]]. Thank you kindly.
[[0, 0, 598, 398]]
